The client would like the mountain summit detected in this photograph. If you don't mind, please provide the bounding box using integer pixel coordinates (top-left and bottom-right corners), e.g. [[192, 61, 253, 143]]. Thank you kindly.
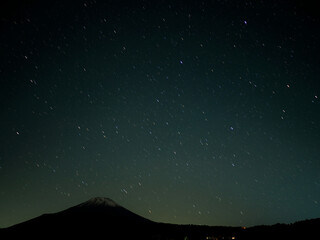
[[77, 197, 119, 208]]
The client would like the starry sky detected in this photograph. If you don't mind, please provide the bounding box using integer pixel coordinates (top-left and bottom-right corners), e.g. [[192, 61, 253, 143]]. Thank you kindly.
[[1, 0, 320, 228]]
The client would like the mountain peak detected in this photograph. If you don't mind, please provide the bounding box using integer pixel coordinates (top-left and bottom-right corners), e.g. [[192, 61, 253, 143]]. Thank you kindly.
[[79, 197, 119, 208]]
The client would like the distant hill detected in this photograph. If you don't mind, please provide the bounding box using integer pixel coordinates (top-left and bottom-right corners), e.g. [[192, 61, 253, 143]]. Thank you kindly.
[[238, 218, 320, 240], [1, 197, 319, 239]]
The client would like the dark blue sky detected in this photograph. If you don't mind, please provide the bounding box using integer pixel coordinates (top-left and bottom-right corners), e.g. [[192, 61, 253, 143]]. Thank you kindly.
[[1, 0, 319, 228]]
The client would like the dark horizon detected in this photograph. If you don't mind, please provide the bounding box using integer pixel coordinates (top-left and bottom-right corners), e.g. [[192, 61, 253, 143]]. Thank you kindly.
[[1, 196, 318, 229], [2, 196, 319, 227], [1, 0, 319, 228], [2, 197, 319, 240]]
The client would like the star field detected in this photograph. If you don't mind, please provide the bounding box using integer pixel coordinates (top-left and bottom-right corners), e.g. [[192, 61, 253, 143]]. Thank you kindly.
[[0, 0, 319, 228]]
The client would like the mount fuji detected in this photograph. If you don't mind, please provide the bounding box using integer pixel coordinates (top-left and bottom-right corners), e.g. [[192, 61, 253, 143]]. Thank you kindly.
[[1, 197, 156, 238]]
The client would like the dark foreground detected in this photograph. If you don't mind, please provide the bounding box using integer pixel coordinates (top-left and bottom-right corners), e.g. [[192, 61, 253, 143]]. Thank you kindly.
[[1, 197, 319, 239]]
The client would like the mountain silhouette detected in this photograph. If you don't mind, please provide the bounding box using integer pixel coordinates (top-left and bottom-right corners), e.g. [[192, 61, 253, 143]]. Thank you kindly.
[[1, 197, 319, 239], [1, 197, 156, 238]]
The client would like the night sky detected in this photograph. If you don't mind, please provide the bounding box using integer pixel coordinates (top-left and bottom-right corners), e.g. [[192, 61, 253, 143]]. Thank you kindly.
[[1, 0, 320, 228]]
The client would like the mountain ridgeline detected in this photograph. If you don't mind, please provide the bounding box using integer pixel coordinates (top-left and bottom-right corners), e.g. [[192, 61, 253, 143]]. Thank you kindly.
[[1, 197, 319, 239]]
